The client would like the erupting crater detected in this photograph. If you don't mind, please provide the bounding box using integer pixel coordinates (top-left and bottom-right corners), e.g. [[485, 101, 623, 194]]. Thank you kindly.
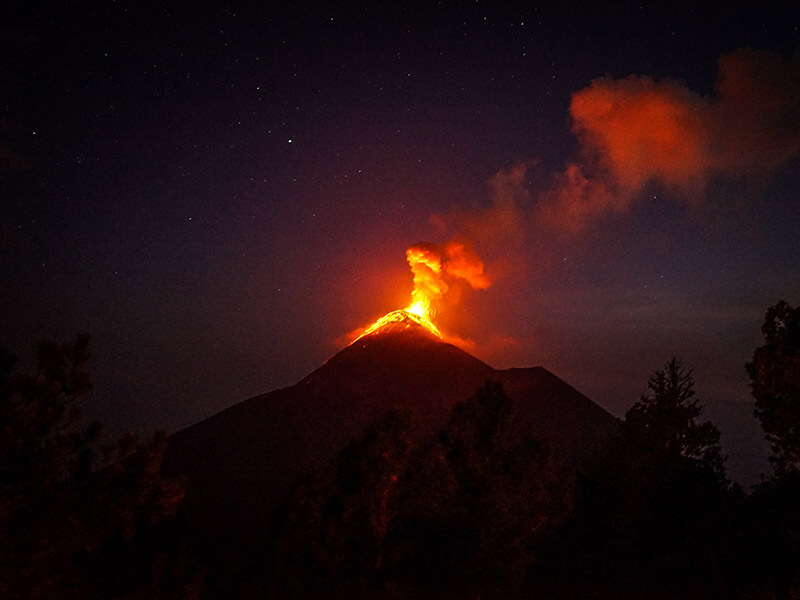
[[353, 307, 442, 342], [350, 240, 489, 345]]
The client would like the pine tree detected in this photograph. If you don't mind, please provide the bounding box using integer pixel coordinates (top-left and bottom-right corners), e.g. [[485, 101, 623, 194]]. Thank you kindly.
[[624, 357, 725, 476], [566, 359, 731, 598]]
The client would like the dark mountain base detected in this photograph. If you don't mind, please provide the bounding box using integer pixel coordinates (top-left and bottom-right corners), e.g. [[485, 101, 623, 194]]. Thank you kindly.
[[165, 326, 617, 597]]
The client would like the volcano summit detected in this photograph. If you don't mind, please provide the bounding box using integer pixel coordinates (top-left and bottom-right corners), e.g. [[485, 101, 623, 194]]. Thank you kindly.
[[352, 307, 443, 341]]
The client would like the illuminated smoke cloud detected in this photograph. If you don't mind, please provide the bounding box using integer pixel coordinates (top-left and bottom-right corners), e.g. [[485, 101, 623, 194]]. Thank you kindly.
[[540, 48, 800, 231], [405, 239, 490, 312], [441, 239, 490, 290], [571, 74, 709, 192], [406, 242, 448, 310], [430, 162, 528, 281]]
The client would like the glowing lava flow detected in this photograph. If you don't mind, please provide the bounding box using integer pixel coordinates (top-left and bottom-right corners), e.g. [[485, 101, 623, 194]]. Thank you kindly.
[[351, 241, 488, 343], [354, 306, 442, 341]]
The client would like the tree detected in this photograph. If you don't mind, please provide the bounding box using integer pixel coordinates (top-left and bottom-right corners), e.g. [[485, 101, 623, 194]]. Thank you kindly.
[[386, 381, 570, 598], [270, 409, 415, 597], [561, 358, 732, 599], [744, 302, 800, 599], [623, 357, 725, 476], [269, 382, 571, 599], [0, 336, 195, 599], [746, 300, 800, 475]]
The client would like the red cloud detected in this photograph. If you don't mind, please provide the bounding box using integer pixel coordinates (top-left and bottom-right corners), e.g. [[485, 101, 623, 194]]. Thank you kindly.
[[541, 48, 800, 231], [571, 75, 709, 192]]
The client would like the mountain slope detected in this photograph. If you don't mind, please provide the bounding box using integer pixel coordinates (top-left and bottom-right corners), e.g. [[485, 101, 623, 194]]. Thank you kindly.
[[165, 323, 617, 578]]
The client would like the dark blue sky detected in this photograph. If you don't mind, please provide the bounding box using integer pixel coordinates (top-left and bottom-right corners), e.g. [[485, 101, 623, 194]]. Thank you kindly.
[[2, 1, 799, 483]]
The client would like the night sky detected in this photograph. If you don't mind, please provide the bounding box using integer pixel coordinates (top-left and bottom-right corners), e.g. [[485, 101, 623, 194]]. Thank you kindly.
[[2, 1, 799, 483]]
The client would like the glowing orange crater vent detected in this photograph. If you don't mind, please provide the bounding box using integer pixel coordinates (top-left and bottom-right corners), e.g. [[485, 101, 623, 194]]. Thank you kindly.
[[352, 240, 489, 343]]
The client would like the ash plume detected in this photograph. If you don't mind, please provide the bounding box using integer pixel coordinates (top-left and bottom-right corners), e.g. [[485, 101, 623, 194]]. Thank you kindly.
[[539, 48, 800, 231]]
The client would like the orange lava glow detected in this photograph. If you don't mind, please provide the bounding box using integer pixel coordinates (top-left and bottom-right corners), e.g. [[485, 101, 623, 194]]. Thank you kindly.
[[351, 240, 488, 343], [354, 307, 443, 341]]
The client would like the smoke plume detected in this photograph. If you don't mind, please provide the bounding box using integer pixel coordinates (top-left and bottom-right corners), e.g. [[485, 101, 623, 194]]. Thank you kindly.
[[406, 239, 489, 311], [540, 48, 800, 231]]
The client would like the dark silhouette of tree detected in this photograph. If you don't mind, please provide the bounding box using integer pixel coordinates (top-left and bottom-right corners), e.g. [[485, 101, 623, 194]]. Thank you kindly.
[[624, 357, 725, 476], [553, 358, 733, 599], [0, 336, 197, 599], [740, 473, 800, 600], [396, 380, 570, 597], [744, 302, 800, 599], [270, 409, 414, 597], [746, 300, 800, 475], [269, 381, 571, 599]]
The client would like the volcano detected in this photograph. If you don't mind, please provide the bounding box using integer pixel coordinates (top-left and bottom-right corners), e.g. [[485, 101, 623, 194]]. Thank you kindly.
[[165, 320, 617, 587]]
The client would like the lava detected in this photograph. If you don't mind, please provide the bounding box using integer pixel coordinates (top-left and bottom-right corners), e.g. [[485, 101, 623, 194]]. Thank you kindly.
[[351, 240, 488, 343], [355, 308, 443, 340]]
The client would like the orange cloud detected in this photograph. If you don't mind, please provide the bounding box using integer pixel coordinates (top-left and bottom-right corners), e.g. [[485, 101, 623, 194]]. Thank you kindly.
[[405, 239, 490, 311], [541, 48, 800, 231], [441, 238, 490, 290], [430, 162, 529, 280], [538, 163, 619, 232], [570, 74, 709, 192]]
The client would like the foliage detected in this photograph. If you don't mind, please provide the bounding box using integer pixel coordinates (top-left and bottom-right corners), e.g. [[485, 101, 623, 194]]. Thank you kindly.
[[738, 472, 800, 600], [744, 301, 800, 598], [746, 300, 800, 475], [269, 381, 571, 598], [270, 409, 415, 597], [551, 358, 734, 599], [393, 380, 570, 596], [623, 356, 725, 476], [0, 336, 196, 599]]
